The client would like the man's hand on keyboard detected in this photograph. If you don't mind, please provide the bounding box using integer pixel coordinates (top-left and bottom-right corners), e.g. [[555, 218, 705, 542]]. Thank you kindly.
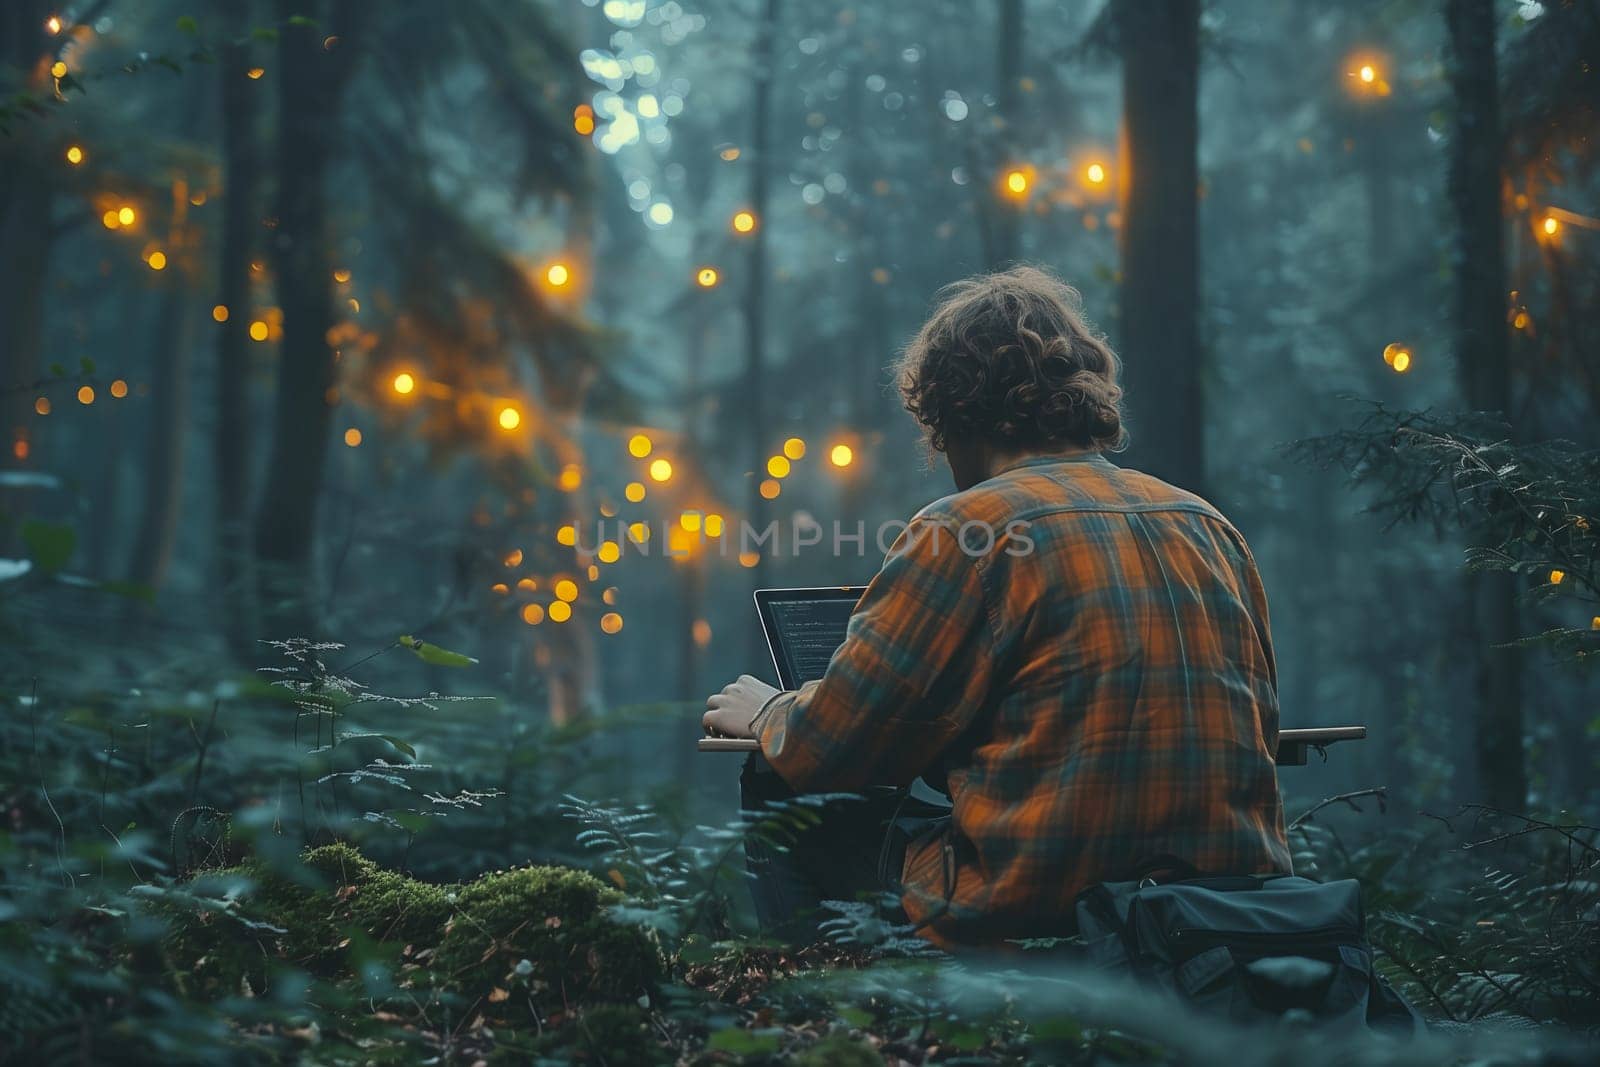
[[703, 674, 781, 739]]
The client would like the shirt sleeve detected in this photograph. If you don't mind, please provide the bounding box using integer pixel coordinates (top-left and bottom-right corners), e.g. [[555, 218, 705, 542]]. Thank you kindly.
[[756, 514, 997, 792]]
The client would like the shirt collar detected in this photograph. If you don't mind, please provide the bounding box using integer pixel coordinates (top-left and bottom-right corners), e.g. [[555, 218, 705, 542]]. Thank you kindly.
[[991, 451, 1113, 478]]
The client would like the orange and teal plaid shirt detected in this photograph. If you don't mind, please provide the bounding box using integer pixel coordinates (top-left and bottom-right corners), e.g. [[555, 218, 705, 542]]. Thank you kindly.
[[756, 452, 1291, 948]]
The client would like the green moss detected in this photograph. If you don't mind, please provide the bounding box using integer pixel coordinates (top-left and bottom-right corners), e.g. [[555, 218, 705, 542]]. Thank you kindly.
[[793, 1032, 885, 1066], [161, 844, 658, 1033], [434, 864, 660, 1024], [303, 843, 455, 947]]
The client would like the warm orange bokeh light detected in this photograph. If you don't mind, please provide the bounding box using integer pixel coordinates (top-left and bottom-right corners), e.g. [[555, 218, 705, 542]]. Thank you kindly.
[[34, 397, 51, 416], [556, 524, 578, 546], [1382, 342, 1413, 373], [343, 427, 362, 447], [600, 612, 623, 634], [628, 433, 652, 458], [498, 405, 521, 430], [696, 267, 720, 288], [759, 478, 781, 500], [732, 210, 757, 234], [548, 600, 572, 623], [1542, 215, 1560, 237], [546, 262, 571, 288], [766, 455, 791, 478], [147, 250, 167, 271], [522, 603, 545, 625], [77, 385, 94, 405], [1084, 161, 1107, 185], [554, 579, 579, 602], [249, 320, 269, 342], [558, 463, 582, 491], [65, 145, 83, 165], [392, 372, 415, 395], [212, 304, 229, 322], [649, 458, 673, 482], [624, 481, 646, 503], [110, 379, 128, 398], [117, 206, 136, 226], [830, 443, 854, 467], [783, 437, 806, 460]]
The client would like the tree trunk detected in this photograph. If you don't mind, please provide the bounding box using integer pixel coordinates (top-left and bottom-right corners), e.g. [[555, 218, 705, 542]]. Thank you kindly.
[[743, 0, 779, 662], [1116, 0, 1203, 496], [987, 0, 1024, 267], [1444, 0, 1526, 811], [126, 264, 197, 591], [0, 0, 55, 462], [253, 1, 360, 636], [216, 0, 259, 652]]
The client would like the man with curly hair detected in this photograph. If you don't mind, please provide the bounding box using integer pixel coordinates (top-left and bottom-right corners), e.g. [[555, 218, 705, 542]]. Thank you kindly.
[[705, 266, 1290, 948]]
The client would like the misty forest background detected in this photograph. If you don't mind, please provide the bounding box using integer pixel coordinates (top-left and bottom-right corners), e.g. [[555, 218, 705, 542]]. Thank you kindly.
[[2, 0, 1598, 1063]]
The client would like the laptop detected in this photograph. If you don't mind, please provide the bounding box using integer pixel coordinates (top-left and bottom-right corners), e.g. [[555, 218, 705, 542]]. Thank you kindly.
[[698, 586, 866, 752]]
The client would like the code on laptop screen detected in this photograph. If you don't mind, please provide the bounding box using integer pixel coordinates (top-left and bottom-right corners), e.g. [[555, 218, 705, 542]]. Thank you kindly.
[[768, 595, 860, 686]]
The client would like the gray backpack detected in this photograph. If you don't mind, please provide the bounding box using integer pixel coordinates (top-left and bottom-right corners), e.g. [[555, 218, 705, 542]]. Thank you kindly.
[[1074, 863, 1422, 1031]]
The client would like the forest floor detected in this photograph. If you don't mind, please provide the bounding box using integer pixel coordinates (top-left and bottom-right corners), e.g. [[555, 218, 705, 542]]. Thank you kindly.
[[2, 614, 1597, 1063]]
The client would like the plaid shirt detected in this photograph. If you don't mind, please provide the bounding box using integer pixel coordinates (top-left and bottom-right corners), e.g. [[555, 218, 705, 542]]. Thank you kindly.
[[757, 452, 1291, 948]]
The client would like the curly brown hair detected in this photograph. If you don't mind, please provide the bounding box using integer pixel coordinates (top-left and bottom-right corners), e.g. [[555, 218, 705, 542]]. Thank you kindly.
[[895, 266, 1125, 454]]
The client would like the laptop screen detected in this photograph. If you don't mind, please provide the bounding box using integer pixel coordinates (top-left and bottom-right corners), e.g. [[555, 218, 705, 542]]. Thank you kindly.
[[756, 587, 866, 689]]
